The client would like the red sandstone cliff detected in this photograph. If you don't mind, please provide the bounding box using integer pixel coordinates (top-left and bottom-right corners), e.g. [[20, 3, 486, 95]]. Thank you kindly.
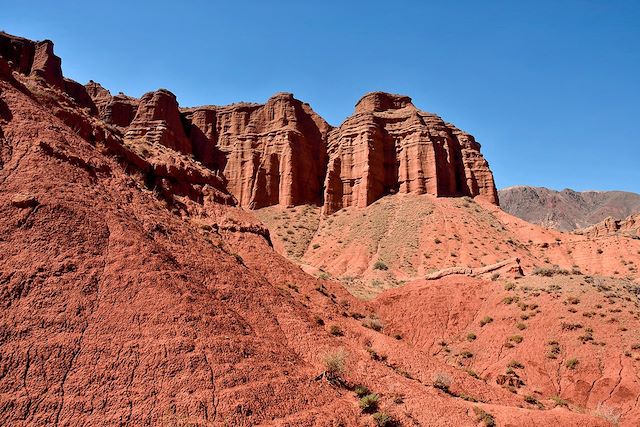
[[323, 92, 498, 214], [0, 31, 498, 215], [182, 93, 330, 208]]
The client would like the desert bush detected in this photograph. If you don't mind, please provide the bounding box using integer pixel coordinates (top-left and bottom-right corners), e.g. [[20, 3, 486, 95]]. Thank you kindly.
[[533, 267, 570, 277], [323, 348, 347, 378], [330, 325, 344, 336], [359, 393, 380, 413], [516, 322, 527, 330], [362, 317, 383, 332], [503, 295, 519, 304], [432, 372, 452, 392], [504, 282, 516, 291], [479, 316, 493, 327], [459, 350, 474, 359], [373, 261, 388, 271], [372, 412, 395, 427], [509, 335, 524, 344], [467, 332, 477, 341], [473, 407, 496, 427], [312, 243, 320, 249], [524, 395, 542, 407], [354, 384, 370, 398], [507, 360, 524, 369], [565, 358, 579, 369], [550, 395, 568, 407], [434, 238, 442, 244]]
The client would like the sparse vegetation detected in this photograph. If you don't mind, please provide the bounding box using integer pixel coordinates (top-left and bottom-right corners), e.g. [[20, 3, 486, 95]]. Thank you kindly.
[[479, 316, 494, 327], [359, 393, 380, 413], [466, 332, 477, 341], [524, 395, 542, 407], [516, 322, 527, 330], [372, 412, 395, 427], [565, 358, 579, 369], [550, 395, 569, 407], [509, 335, 524, 344], [330, 325, 344, 336], [323, 348, 347, 379], [354, 385, 370, 398], [373, 260, 388, 271], [473, 406, 496, 427], [533, 267, 570, 277], [362, 317, 384, 332], [432, 372, 452, 392], [507, 360, 524, 369]]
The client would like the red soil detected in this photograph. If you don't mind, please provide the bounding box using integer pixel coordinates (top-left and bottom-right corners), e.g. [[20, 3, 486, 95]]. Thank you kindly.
[[1, 31, 638, 426]]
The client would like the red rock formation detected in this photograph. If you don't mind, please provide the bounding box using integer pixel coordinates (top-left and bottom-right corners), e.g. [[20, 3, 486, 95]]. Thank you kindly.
[[323, 92, 498, 214], [0, 32, 64, 89], [125, 89, 192, 154], [182, 93, 330, 208], [86, 81, 138, 127]]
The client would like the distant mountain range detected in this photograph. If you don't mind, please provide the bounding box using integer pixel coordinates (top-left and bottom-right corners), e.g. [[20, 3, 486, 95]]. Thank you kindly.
[[498, 186, 640, 231]]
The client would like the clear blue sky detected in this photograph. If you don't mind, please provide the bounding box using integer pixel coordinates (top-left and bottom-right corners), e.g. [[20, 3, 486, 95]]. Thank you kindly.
[[2, 0, 638, 192]]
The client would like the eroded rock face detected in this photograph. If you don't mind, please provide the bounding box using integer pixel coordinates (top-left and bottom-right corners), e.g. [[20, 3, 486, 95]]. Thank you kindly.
[[323, 92, 498, 214], [125, 89, 192, 154], [182, 93, 330, 208], [0, 33, 64, 89], [86, 81, 139, 127]]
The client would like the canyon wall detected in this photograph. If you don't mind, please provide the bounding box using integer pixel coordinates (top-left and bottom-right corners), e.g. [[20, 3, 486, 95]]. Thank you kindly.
[[1, 32, 498, 212], [323, 92, 498, 214]]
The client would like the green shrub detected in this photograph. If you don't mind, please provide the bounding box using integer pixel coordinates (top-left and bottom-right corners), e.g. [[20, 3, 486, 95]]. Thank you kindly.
[[473, 407, 496, 427], [354, 385, 370, 398], [330, 325, 344, 336], [550, 395, 568, 407], [509, 335, 524, 344], [524, 395, 540, 405], [372, 412, 395, 427], [362, 317, 383, 332], [373, 261, 388, 271], [533, 267, 570, 277], [359, 393, 380, 413], [479, 316, 493, 327], [565, 358, 579, 369], [323, 348, 347, 378]]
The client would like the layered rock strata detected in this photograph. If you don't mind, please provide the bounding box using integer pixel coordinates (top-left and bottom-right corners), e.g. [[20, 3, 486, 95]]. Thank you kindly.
[[323, 92, 498, 214]]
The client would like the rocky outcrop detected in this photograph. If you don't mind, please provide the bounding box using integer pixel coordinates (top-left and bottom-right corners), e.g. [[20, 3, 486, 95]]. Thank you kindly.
[[576, 213, 640, 239], [182, 93, 330, 209], [322, 92, 498, 214], [0, 32, 64, 89], [425, 257, 522, 280], [124, 89, 192, 154], [86, 81, 138, 127]]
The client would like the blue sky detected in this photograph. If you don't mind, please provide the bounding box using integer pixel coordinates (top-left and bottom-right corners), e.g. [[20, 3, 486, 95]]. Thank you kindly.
[[2, 0, 638, 192]]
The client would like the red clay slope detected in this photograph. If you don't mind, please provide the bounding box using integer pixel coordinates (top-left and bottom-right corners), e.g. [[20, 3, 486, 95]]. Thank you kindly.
[[0, 31, 633, 426]]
